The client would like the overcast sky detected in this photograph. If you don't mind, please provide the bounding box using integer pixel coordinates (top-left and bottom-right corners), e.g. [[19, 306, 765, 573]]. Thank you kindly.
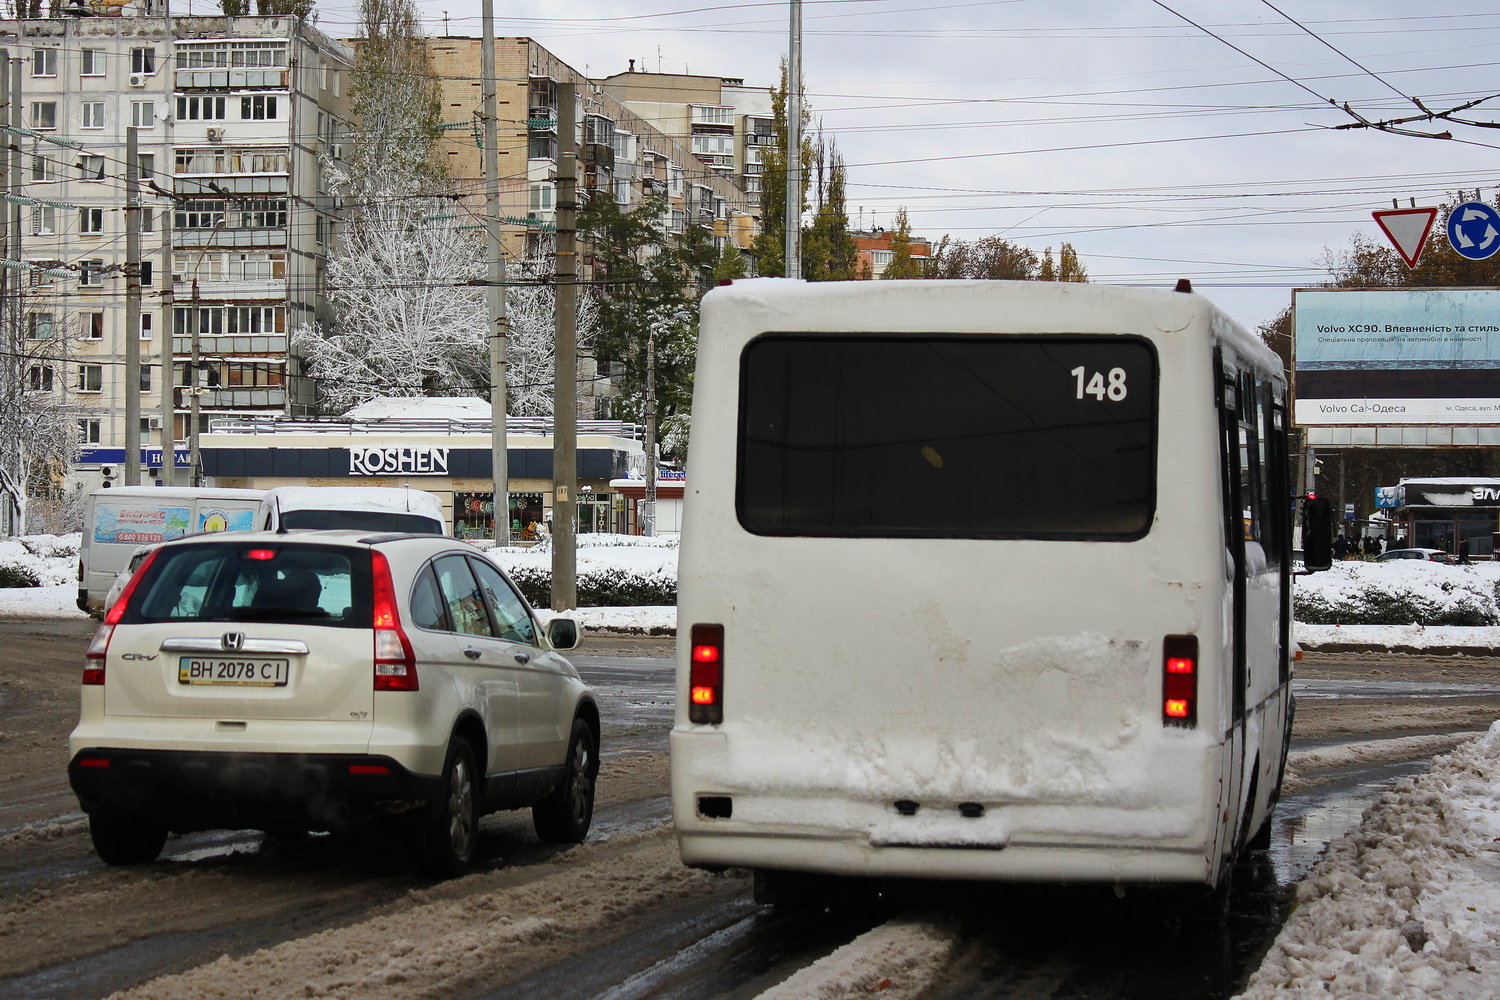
[[301, 0, 1500, 331]]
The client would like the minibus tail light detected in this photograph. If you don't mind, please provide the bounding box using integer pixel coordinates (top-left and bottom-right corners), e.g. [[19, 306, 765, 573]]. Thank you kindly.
[[1162, 634, 1198, 727], [689, 623, 724, 725], [371, 550, 417, 691]]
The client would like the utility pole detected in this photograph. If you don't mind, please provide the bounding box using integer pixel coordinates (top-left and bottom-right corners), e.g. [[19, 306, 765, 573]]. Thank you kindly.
[[641, 329, 656, 536], [784, 0, 803, 279], [481, 0, 512, 545], [4, 54, 21, 533], [159, 166, 176, 483], [124, 127, 141, 487], [189, 277, 202, 486], [551, 81, 578, 611]]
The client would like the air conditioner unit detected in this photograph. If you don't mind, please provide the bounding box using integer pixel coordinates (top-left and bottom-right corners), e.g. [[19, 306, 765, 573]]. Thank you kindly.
[[99, 464, 118, 480], [146, 415, 162, 430], [128, 73, 147, 88], [206, 127, 225, 143], [329, 143, 343, 159]]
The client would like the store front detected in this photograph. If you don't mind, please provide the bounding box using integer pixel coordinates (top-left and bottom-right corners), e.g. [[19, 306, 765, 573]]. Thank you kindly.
[[1380, 478, 1500, 558], [198, 400, 645, 542]]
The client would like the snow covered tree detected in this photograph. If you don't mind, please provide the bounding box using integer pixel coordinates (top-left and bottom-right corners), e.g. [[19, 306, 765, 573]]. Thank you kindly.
[[292, 200, 489, 412], [503, 240, 599, 416]]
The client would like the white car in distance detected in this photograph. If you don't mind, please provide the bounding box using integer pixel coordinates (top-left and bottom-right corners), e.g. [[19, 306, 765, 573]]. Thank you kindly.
[[68, 530, 599, 876]]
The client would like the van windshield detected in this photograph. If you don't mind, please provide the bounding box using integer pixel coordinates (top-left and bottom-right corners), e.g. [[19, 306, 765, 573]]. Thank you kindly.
[[738, 333, 1158, 539], [120, 542, 371, 626], [279, 509, 442, 534]]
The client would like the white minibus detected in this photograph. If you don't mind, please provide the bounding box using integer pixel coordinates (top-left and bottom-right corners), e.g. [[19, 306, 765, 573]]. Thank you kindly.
[[671, 279, 1297, 907]]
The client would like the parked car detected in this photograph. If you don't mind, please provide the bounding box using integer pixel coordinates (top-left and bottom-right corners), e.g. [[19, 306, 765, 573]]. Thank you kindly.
[[68, 530, 598, 876], [1374, 547, 1456, 564], [101, 543, 159, 614]]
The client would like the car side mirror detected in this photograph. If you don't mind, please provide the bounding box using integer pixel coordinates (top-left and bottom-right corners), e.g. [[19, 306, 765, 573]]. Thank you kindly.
[[546, 616, 580, 651]]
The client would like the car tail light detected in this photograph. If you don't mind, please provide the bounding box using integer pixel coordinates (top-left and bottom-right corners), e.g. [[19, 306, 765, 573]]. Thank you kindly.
[[1162, 634, 1198, 727], [689, 623, 724, 725], [83, 625, 112, 686], [85, 547, 162, 686], [371, 550, 417, 691]]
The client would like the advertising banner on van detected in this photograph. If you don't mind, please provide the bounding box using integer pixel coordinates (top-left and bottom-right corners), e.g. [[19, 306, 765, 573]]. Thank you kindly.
[[198, 507, 257, 533], [1293, 288, 1500, 425], [93, 504, 193, 545]]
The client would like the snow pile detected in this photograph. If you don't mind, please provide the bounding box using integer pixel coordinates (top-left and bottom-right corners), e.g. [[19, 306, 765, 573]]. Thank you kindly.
[[756, 915, 961, 1000], [1236, 722, 1500, 999], [1294, 560, 1500, 627]]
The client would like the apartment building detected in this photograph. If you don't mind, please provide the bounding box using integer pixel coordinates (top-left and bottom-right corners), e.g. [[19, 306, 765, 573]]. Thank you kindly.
[[424, 38, 756, 257], [596, 67, 771, 228], [852, 228, 932, 279], [2, 9, 351, 487]]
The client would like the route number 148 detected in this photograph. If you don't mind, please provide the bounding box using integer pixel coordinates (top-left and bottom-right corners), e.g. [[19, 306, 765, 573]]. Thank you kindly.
[[1072, 366, 1128, 401]]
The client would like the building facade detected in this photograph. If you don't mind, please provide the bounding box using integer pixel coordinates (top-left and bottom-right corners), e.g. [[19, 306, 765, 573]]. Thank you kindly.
[[851, 228, 932, 279], [3, 9, 352, 488]]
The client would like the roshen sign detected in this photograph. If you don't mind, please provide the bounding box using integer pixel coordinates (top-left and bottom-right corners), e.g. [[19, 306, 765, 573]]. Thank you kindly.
[[349, 446, 450, 476]]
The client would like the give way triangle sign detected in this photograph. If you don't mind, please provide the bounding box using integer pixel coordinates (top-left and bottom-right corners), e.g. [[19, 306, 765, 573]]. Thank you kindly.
[[1372, 206, 1439, 268]]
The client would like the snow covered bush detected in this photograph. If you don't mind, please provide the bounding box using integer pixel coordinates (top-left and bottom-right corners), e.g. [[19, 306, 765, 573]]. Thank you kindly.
[[0, 534, 79, 588], [487, 534, 677, 609], [1294, 561, 1500, 627]]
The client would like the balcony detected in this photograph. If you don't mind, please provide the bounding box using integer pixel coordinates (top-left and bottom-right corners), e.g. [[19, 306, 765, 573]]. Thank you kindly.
[[198, 387, 286, 409], [174, 228, 288, 249], [175, 68, 289, 89], [173, 334, 288, 355]]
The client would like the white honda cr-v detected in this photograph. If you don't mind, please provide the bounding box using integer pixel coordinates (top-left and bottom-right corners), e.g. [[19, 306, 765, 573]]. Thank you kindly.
[[68, 530, 599, 876]]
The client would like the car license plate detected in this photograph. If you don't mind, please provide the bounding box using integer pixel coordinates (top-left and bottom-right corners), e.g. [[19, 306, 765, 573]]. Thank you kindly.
[[178, 656, 290, 687]]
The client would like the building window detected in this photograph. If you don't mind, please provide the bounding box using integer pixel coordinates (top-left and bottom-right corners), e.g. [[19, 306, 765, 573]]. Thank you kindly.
[[83, 312, 105, 339], [235, 199, 287, 228], [529, 183, 554, 213], [131, 102, 156, 129], [77, 365, 104, 393], [141, 313, 154, 339], [131, 47, 156, 74], [240, 95, 278, 120], [140, 367, 152, 392], [30, 102, 57, 130], [79, 155, 106, 181], [32, 206, 57, 236], [135, 152, 155, 179], [26, 313, 55, 341], [82, 102, 105, 129], [31, 49, 57, 78], [141, 208, 155, 233], [140, 260, 154, 286], [175, 200, 226, 229], [528, 133, 557, 160], [30, 155, 54, 183], [176, 96, 227, 121], [28, 366, 55, 393], [80, 208, 105, 234], [78, 419, 102, 445], [81, 48, 105, 76], [79, 260, 105, 287]]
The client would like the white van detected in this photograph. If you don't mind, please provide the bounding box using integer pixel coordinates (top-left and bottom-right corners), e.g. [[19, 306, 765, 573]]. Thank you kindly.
[[671, 279, 1296, 909], [78, 487, 265, 614], [256, 486, 447, 535]]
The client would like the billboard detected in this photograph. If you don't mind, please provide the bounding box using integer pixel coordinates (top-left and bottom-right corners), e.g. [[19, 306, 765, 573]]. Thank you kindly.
[[1293, 288, 1500, 425]]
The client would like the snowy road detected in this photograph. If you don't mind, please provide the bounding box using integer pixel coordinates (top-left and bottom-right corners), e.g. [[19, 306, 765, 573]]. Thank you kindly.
[[0, 628, 1495, 999]]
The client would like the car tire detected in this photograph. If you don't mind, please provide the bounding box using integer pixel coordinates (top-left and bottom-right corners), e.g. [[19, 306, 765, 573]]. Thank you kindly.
[[89, 812, 167, 865], [422, 739, 479, 877], [532, 718, 598, 844]]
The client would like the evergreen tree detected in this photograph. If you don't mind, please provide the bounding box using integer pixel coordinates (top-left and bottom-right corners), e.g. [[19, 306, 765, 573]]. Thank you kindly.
[[880, 207, 925, 279], [714, 242, 749, 283], [749, 60, 811, 277], [801, 132, 859, 282]]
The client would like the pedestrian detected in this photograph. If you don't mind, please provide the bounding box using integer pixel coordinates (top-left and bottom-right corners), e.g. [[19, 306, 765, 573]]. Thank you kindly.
[[1460, 538, 1471, 564], [1333, 534, 1348, 560]]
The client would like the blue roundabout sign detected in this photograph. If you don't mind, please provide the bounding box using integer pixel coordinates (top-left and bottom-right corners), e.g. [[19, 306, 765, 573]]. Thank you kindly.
[[1447, 201, 1500, 261]]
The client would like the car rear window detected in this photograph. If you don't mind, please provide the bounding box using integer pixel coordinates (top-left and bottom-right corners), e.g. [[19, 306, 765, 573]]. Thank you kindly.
[[119, 542, 372, 627], [738, 333, 1158, 539], [279, 509, 442, 534]]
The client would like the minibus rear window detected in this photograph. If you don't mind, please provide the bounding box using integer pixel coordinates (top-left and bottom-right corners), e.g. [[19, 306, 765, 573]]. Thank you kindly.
[[737, 333, 1158, 539]]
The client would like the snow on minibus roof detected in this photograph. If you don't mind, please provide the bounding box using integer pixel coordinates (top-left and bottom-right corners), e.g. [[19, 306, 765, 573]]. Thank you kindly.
[[261, 486, 443, 515], [703, 278, 1281, 378]]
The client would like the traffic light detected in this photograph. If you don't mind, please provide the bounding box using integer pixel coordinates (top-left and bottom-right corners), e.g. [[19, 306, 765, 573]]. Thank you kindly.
[[1302, 494, 1333, 572]]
